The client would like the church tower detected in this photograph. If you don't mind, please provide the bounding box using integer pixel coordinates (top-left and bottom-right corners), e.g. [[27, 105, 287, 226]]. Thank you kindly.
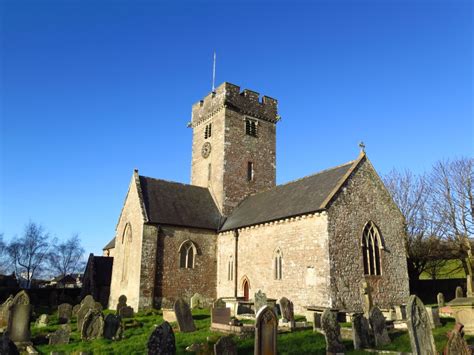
[[190, 82, 279, 216]]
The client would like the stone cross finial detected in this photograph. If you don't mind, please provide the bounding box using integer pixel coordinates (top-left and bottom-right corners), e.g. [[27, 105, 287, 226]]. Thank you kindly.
[[362, 281, 373, 317], [359, 141, 366, 153]]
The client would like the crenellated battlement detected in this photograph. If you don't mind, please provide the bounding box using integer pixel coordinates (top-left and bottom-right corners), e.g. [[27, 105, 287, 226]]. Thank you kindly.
[[191, 82, 278, 127]]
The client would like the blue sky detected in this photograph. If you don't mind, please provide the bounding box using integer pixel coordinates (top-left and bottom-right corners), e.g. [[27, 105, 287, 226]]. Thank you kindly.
[[1, 0, 472, 255]]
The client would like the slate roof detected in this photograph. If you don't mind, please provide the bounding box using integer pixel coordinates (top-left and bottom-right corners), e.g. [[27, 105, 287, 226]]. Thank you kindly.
[[139, 176, 222, 230], [103, 237, 116, 250], [220, 160, 356, 231]]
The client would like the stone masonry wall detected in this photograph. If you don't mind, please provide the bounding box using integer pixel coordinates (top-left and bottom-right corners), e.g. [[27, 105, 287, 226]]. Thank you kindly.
[[217, 213, 331, 314], [155, 226, 217, 305], [109, 174, 145, 311], [327, 157, 409, 311]]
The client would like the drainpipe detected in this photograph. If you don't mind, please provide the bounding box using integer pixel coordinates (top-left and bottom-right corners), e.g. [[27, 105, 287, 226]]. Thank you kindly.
[[234, 229, 239, 298]]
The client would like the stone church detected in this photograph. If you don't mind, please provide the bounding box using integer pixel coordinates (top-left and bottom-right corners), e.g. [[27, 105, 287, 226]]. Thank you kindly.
[[105, 82, 409, 314]]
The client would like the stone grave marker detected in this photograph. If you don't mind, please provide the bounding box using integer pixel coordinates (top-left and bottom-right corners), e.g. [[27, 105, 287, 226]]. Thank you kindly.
[[362, 282, 373, 317], [8, 290, 31, 344], [48, 324, 71, 345], [254, 290, 267, 315], [35, 314, 49, 328], [321, 308, 345, 354], [72, 304, 80, 317], [351, 313, 372, 349], [119, 306, 134, 318], [81, 309, 104, 341], [162, 309, 177, 323], [456, 286, 464, 298], [444, 322, 471, 355], [211, 307, 231, 325], [116, 295, 127, 314], [368, 306, 391, 347], [147, 321, 176, 355], [173, 298, 196, 332], [77, 296, 101, 331], [406, 295, 436, 355], [58, 303, 73, 324], [1, 331, 18, 355], [437, 292, 445, 307], [190, 293, 204, 309], [104, 314, 123, 340], [0, 295, 14, 331], [425, 306, 442, 328], [254, 305, 277, 355], [213, 298, 226, 309], [278, 297, 295, 327], [214, 335, 237, 355], [394, 305, 407, 320]]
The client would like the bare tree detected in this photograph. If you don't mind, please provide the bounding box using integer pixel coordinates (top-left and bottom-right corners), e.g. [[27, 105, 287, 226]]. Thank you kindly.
[[7, 222, 51, 288], [0, 233, 12, 274], [48, 234, 86, 277]]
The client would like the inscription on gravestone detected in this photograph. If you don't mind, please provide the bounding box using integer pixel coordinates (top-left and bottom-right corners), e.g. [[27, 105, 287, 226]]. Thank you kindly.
[[211, 307, 231, 325], [406, 295, 437, 355]]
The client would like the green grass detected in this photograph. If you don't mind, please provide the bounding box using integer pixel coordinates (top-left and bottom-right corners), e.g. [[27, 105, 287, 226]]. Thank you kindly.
[[32, 309, 474, 354], [420, 259, 466, 279]]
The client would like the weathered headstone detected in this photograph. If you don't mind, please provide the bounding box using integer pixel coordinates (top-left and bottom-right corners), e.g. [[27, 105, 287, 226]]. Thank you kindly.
[[425, 306, 442, 328], [394, 305, 407, 320], [190, 293, 204, 309], [406, 295, 436, 355], [437, 292, 445, 307], [72, 304, 80, 317], [162, 309, 177, 323], [81, 309, 104, 341], [278, 297, 295, 325], [444, 322, 471, 355], [321, 308, 345, 354], [8, 291, 32, 344], [119, 306, 134, 318], [35, 314, 49, 328], [362, 282, 373, 317], [254, 290, 267, 315], [214, 335, 237, 355], [352, 313, 372, 349], [12, 290, 29, 305], [104, 314, 123, 340], [1, 331, 18, 355], [211, 307, 231, 325], [147, 321, 176, 355], [173, 298, 196, 332], [255, 305, 277, 355], [213, 298, 226, 309], [58, 303, 73, 324], [0, 295, 14, 330], [368, 306, 391, 347], [456, 286, 464, 299], [116, 295, 127, 314], [77, 296, 101, 331], [48, 324, 71, 345]]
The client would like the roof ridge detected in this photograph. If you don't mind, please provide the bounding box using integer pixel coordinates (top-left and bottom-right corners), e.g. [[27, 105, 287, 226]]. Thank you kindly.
[[139, 175, 210, 191]]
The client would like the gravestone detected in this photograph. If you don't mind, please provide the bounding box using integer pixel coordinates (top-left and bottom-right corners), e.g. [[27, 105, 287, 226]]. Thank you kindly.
[[173, 298, 196, 332], [254, 305, 277, 355], [456, 286, 464, 298], [406, 295, 436, 355], [214, 336, 237, 355], [368, 306, 391, 347], [0, 295, 14, 330], [8, 291, 32, 344], [119, 306, 134, 318], [116, 295, 127, 314], [48, 324, 71, 345], [213, 298, 226, 309], [1, 331, 18, 355], [81, 309, 104, 341], [362, 282, 373, 317], [394, 305, 407, 320], [437, 292, 445, 307], [72, 304, 81, 317], [254, 290, 267, 315], [425, 306, 442, 328], [147, 321, 176, 355], [278, 297, 295, 326], [35, 314, 49, 328], [190, 293, 204, 309], [352, 313, 372, 349], [58, 303, 73, 324], [211, 307, 231, 325], [77, 296, 101, 331], [321, 308, 345, 354], [104, 314, 123, 340], [444, 323, 471, 355]]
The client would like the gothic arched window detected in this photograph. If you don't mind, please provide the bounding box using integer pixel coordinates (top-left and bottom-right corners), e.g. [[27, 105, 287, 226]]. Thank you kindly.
[[362, 221, 383, 276], [179, 240, 197, 269], [228, 255, 234, 281], [121, 223, 132, 282], [274, 249, 282, 280]]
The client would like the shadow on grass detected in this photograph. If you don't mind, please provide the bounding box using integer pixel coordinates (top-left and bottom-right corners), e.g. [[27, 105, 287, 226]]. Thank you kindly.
[[193, 314, 210, 320]]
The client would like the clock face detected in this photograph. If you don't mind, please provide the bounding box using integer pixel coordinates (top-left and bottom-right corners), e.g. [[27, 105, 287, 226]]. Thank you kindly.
[[201, 142, 212, 158]]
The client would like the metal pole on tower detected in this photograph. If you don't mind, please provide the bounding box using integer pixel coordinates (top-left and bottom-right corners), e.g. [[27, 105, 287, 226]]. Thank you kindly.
[[212, 51, 216, 92]]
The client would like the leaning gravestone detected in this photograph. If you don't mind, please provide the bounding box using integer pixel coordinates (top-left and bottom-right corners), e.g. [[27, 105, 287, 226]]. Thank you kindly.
[[321, 308, 345, 354], [147, 321, 176, 355], [352, 313, 372, 349], [456, 286, 464, 298], [0, 295, 14, 331], [58, 303, 73, 324], [104, 314, 123, 340], [444, 322, 471, 355], [8, 290, 32, 344], [173, 298, 196, 332], [190, 293, 204, 309], [437, 292, 445, 307], [81, 309, 104, 341], [48, 324, 71, 345], [119, 306, 134, 318], [368, 306, 391, 347], [278, 297, 295, 325], [214, 335, 237, 355], [406, 295, 436, 355], [35, 314, 49, 328], [254, 290, 267, 315], [255, 305, 277, 355], [77, 296, 100, 331]]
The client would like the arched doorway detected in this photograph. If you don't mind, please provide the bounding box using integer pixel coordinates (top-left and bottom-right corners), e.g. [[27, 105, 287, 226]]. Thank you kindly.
[[242, 279, 250, 301]]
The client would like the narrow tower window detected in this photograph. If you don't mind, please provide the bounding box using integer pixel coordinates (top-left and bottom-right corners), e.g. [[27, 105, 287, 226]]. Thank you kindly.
[[204, 123, 212, 139], [247, 162, 254, 181], [274, 249, 282, 280], [228, 256, 234, 281], [245, 118, 257, 137], [208, 163, 212, 181]]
